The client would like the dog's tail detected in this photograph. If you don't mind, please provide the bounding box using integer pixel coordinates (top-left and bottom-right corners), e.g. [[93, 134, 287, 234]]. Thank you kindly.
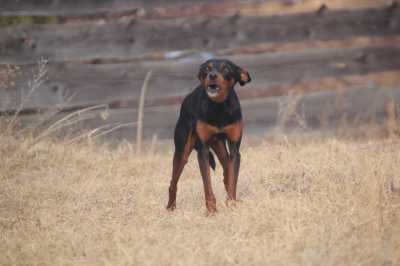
[[194, 140, 216, 170], [209, 151, 216, 170]]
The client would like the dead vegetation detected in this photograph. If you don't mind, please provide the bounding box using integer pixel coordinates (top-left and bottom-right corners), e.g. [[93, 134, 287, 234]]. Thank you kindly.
[[1, 114, 400, 265], [1, 56, 400, 265], [1, 0, 400, 263], [0, 64, 20, 90]]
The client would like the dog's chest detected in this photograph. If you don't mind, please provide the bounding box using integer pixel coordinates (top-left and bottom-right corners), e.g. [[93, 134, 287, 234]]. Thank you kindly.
[[198, 97, 241, 128], [196, 120, 243, 142]]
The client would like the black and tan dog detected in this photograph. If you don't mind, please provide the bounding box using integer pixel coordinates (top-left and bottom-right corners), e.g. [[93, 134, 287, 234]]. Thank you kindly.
[[166, 59, 251, 214]]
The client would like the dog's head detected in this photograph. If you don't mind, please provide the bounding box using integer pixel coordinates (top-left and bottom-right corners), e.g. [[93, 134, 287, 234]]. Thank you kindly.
[[198, 59, 251, 102]]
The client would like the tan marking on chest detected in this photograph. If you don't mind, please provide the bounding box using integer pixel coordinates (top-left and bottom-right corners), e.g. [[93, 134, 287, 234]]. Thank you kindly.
[[196, 120, 243, 143], [223, 120, 243, 142]]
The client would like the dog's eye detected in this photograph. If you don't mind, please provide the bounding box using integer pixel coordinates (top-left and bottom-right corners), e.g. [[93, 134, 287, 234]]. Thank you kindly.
[[222, 67, 232, 77]]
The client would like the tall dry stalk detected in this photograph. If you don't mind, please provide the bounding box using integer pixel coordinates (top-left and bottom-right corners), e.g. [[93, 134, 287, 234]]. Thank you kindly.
[[28, 104, 108, 148], [385, 95, 398, 137], [0, 64, 20, 90], [275, 90, 307, 134], [0, 58, 142, 148], [136, 70, 152, 154], [3, 58, 48, 135]]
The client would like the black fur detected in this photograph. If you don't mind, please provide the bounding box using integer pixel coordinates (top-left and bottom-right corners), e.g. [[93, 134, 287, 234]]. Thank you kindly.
[[167, 59, 251, 212], [174, 86, 242, 170], [174, 59, 249, 170]]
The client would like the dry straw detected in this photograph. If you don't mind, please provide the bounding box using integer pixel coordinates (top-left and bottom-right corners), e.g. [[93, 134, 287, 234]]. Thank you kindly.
[[1, 127, 399, 265], [1, 58, 399, 266]]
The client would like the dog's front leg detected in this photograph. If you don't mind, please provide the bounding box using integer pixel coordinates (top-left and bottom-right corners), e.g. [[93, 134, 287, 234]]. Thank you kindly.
[[197, 143, 217, 214], [226, 140, 240, 202], [233, 145, 241, 200], [167, 152, 187, 211], [167, 127, 196, 211]]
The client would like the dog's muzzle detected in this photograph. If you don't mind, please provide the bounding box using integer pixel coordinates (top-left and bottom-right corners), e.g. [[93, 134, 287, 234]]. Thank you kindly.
[[206, 84, 220, 98]]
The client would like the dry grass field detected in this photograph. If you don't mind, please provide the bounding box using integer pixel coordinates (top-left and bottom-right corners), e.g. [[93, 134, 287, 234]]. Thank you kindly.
[[1, 121, 400, 266], [2, 0, 400, 264]]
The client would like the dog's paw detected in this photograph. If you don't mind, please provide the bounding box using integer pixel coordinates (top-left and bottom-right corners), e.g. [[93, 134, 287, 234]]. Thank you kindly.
[[166, 202, 176, 211], [206, 208, 218, 217], [206, 201, 218, 216], [225, 199, 239, 208]]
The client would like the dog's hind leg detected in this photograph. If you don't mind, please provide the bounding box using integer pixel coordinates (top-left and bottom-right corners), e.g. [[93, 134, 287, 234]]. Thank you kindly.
[[197, 142, 217, 214], [223, 123, 243, 202], [232, 137, 242, 200], [210, 140, 229, 194], [226, 140, 241, 201], [167, 122, 195, 211]]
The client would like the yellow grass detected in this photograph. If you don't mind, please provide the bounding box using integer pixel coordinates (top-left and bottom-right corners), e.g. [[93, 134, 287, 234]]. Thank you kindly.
[[1, 130, 400, 266]]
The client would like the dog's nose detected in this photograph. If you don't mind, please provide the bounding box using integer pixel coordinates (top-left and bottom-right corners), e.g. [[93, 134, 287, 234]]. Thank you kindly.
[[208, 72, 218, 80]]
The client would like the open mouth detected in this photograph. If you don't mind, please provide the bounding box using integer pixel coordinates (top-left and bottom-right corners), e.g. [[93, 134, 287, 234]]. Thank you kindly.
[[206, 84, 220, 98]]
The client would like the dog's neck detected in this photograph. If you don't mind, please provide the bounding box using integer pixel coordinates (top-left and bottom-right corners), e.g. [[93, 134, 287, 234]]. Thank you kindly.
[[199, 87, 242, 128]]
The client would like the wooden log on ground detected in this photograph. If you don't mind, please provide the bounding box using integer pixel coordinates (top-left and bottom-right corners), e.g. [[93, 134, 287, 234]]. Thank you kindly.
[[1, 3, 399, 64], [1, 42, 400, 113], [17, 82, 400, 141], [0, 0, 393, 18]]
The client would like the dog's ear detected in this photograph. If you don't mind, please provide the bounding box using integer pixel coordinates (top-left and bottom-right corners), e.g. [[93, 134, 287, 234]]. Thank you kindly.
[[227, 60, 251, 86], [198, 62, 208, 81], [237, 69, 251, 86]]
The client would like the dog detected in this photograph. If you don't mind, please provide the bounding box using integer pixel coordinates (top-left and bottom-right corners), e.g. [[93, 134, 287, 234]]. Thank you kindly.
[[166, 58, 251, 214]]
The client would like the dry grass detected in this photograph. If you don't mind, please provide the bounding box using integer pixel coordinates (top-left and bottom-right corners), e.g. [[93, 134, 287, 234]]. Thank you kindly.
[[1, 126, 400, 266], [0, 64, 20, 90]]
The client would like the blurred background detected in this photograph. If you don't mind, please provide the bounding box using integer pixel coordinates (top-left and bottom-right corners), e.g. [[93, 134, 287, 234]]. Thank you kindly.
[[1, 0, 400, 143]]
